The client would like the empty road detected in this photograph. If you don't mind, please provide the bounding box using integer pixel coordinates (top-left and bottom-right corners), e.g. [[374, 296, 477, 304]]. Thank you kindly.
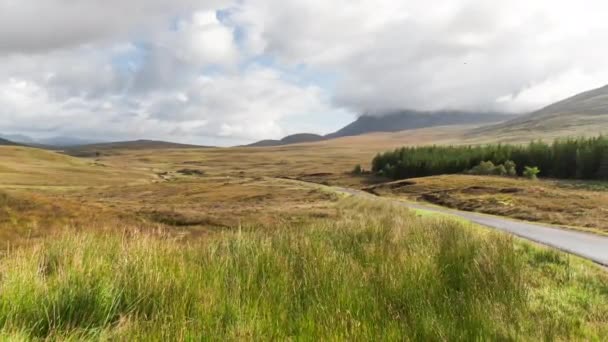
[[336, 187, 608, 267]]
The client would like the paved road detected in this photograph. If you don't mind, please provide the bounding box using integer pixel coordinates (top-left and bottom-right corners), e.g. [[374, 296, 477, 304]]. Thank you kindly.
[[336, 187, 608, 267]]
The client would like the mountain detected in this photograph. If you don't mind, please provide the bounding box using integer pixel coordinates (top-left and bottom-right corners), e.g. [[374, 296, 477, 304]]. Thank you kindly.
[[472, 84, 608, 141], [0, 134, 103, 147], [0, 138, 19, 146], [0, 134, 35, 144], [247, 133, 324, 147], [247, 111, 516, 147], [326, 110, 517, 139], [37, 136, 103, 147]]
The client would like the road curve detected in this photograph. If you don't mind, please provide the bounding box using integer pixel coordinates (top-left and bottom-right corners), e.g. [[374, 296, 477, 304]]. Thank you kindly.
[[335, 187, 608, 267]]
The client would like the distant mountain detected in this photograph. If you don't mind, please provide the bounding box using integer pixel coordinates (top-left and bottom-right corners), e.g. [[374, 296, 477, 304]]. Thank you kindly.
[[38, 136, 103, 147], [63, 139, 209, 157], [0, 138, 19, 146], [471, 84, 608, 141], [0, 134, 35, 144], [0, 134, 103, 147], [247, 133, 324, 147], [247, 111, 516, 147], [326, 110, 517, 139]]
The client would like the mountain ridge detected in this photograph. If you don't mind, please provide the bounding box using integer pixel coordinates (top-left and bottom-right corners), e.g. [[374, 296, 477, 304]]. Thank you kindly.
[[248, 110, 518, 147], [0, 138, 19, 146]]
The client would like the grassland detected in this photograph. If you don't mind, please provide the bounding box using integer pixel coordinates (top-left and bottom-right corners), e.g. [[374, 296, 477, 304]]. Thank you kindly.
[[0, 147, 150, 188], [1, 136, 608, 340], [1, 199, 607, 340]]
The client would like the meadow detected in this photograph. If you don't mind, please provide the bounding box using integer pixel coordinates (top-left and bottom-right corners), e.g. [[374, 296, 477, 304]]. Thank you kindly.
[[1, 136, 608, 340], [1, 199, 607, 340]]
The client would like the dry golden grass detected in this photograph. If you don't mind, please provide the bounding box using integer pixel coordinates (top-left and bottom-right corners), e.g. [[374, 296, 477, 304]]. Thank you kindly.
[[0, 145, 341, 244], [368, 174, 608, 234], [89, 125, 471, 178], [0, 190, 145, 246], [57, 176, 339, 236], [2, 123, 608, 243], [0, 146, 152, 189]]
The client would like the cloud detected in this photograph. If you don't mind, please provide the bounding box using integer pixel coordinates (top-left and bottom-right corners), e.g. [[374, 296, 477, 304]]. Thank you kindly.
[[232, 0, 608, 113], [0, 5, 343, 145], [2, 1, 608, 144], [0, 0, 228, 54]]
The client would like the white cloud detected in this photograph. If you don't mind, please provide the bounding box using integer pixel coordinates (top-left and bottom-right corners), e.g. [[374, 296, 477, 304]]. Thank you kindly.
[[2, 1, 608, 144], [0, 0, 228, 54], [232, 0, 608, 113]]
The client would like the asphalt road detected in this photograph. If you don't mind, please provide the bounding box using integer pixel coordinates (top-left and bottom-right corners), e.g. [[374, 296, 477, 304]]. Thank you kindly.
[[336, 187, 608, 267]]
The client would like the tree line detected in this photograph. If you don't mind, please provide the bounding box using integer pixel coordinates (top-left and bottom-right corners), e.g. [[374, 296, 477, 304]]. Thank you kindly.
[[371, 136, 608, 180]]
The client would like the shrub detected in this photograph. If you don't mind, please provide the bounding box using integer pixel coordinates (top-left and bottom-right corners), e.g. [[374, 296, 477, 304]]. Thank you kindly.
[[493, 164, 508, 176], [523, 166, 540, 180], [468, 161, 496, 175], [504, 160, 518, 177], [352, 164, 363, 175]]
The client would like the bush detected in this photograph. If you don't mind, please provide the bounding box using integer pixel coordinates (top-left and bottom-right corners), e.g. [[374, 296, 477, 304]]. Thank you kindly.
[[467, 161, 510, 176], [352, 164, 363, 175], [504, 160, 517, 177], [523, 166, 540, 180], [468, 161, 496, 175], [493, 164, 508, 176]]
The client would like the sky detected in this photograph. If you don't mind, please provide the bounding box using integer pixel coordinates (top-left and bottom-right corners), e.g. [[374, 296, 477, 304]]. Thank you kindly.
[[1, 0, 608, 146]]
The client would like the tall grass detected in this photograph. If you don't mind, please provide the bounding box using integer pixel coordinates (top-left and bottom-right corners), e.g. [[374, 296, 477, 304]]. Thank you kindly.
[[0, 199, 606, 340]]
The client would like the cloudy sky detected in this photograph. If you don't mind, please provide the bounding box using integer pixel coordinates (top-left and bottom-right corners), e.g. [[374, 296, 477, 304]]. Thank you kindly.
[[1, 0, 607, 145]]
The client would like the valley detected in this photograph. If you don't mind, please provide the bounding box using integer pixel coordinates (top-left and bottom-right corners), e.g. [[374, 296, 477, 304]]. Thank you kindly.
[[3, 85, 608, 340]]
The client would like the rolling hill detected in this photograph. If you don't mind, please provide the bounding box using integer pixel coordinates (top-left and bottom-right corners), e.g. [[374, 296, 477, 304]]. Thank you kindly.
[[471, 84, 608, 141], [63, 139, 209, 157], [0, 146, 151, 187]]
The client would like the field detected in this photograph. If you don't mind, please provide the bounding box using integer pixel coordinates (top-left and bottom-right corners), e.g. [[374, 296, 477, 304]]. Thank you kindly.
[[1, 132, 608, 340], [2, 198, 607, 340]]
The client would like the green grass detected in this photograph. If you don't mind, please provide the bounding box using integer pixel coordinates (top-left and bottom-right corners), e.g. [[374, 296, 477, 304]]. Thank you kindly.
[[0, 199, 606, 340]]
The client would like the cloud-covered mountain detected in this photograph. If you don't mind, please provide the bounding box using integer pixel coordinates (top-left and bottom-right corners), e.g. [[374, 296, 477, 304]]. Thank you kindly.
[[249, 111, 516, 146], [326, 111, 517, 139]]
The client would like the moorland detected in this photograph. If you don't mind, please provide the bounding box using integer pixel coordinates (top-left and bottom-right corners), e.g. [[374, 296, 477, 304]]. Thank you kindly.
[[2, 84, 608, 339], [1, 124, 608, 339]]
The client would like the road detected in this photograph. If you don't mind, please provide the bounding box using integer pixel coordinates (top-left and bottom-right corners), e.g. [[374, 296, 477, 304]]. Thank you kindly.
[[335, 187, 608, 267]]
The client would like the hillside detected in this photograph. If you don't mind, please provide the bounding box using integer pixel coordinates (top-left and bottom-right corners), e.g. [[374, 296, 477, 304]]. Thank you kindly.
[[0, 146, 151, 187], [247, 133, 324, 147], [63, 139, 208, 157], [471, 84, 608, 141], [326, 111, 516, 139]]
